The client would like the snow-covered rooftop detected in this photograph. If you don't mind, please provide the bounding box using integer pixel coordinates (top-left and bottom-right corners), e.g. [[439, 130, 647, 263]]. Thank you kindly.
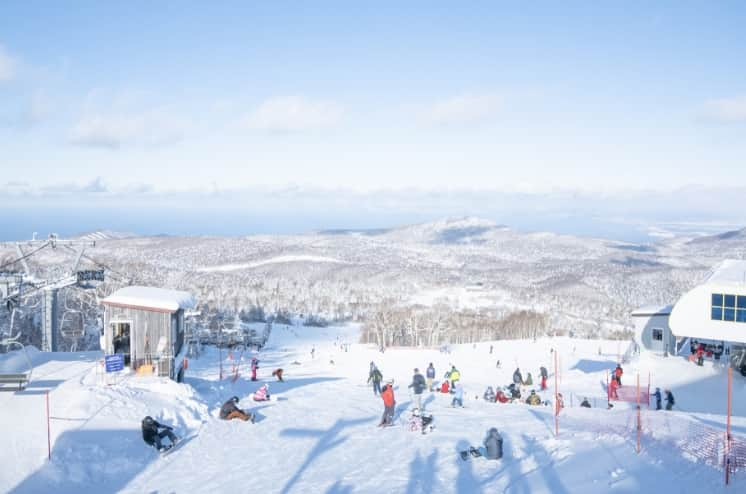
[[705, 259, 746, 286], [102, 286, 195, 313], [631, 304, 673, 317]]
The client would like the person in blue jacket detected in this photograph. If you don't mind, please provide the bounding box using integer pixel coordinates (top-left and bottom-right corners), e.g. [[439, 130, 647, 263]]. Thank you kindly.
[[451, 382, 464, 408], [426, 363, 436, 392], [408, 368, 427, 411], [652, 387, 662, 410]]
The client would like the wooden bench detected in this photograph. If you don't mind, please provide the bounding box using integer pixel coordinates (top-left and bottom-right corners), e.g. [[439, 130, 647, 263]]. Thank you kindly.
[[0, 373, 30, 391]]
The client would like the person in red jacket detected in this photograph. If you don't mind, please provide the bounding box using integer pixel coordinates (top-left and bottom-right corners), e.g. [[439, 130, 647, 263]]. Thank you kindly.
[[609, 377, 619, 400], [440, 381, 450, 394], [614, 364, 623, 386], [379, 382, 396, 426]]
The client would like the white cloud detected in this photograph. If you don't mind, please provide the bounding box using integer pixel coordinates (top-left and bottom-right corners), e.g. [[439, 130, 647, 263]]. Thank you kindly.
[[427, 92, 502, 125], [244, 95, 344, 132], [68, 110, 189, 149], [0, 45, 16, 81], [700, 96, 746, 123]]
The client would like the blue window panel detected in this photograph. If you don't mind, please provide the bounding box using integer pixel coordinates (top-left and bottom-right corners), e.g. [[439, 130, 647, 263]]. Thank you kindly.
[[712, 307, 723, 320], [724, 308, 736, 321], [738, 296, 746, 309], [712, 293, 723, 307], [725, 294, 736, 308], [737, 309, 746, 323]]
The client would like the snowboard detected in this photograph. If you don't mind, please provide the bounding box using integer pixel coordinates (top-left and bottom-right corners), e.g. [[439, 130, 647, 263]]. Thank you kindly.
[[159, 433, 195, 457]]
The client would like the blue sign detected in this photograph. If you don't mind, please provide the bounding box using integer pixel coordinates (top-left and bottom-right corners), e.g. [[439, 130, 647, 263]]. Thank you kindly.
[[105, 354, 125, 373]]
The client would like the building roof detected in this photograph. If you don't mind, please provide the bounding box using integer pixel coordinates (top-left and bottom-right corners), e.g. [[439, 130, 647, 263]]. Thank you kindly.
[[102, 286, 195, 313], [704, 259, 746, 286], [631, 304, 673, 317]]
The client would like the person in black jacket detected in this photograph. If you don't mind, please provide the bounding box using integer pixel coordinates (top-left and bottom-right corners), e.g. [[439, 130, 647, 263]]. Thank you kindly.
[[220, 396, 255, 422], [408, 368, 427, 411], [141, 416, 178, 452], [665, 389, 675, 411]]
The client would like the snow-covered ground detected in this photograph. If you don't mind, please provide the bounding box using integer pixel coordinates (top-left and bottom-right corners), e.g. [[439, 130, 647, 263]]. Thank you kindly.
[[2, 324, 745, 493]]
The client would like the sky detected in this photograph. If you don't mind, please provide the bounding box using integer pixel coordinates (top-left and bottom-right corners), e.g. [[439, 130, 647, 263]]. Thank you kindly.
[[1, 2, 745, 239]]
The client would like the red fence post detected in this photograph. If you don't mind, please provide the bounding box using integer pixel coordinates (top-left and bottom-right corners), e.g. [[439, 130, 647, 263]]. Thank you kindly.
[[554, 350, 559, 437], [636, 374, 641, 454], [606, 370, 610, 409], [46, 390, 51, 461]]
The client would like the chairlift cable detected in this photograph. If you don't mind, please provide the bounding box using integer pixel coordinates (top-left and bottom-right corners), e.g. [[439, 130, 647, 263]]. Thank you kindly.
[[0, 241, 51, 271]]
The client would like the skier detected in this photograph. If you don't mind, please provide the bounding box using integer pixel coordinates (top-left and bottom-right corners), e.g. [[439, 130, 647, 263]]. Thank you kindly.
[[250, 357, 259, 381], [408, 368, 427, 411], [580, 397, 591, 408], [523, 372, 533, 386], [426, 363, 436, 392], [379, 382, 396, 426], [483, 386, 496, 402], [451, 382, 464, 408], [609, 377, 619, 400], [272, 368, 284, 382], [526, 390, 541, 406], [252, 383, 270, 401], [368, 364, 383, 396], [513, 368, 523, 386], [652, 387, 662, 410], [219, 396, 254, 422], [665, 389, 675, 410], [449, 366, 461, 389], [141, 416, 178, 452], [614, 364, 623, 386], [482, 427, 503, 460]]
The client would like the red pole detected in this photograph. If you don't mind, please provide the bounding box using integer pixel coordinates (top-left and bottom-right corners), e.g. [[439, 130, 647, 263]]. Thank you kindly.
[[554, 350, 559, 436], [636, 373, 641, 454], [606, 370, 610, 408], [46, 390, 51, 461]]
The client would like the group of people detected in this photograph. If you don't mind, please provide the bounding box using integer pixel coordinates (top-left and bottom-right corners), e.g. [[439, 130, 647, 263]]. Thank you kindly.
[[652, 387, 675, 411], [689, 340, 726, 366]]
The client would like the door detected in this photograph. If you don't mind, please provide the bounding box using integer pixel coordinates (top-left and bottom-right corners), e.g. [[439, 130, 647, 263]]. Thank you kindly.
[[111, 322, 132, 365]]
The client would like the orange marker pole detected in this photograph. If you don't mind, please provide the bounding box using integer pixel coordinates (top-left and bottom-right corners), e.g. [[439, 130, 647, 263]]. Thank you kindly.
[[554, 350, 559, 436], [46, 391, 51, 460], [636, 373, 641, 454]]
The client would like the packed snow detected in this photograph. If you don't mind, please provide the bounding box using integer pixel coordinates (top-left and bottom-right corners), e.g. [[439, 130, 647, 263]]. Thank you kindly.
[[196, 255, 348, 273], [2, 324, 745, 493]]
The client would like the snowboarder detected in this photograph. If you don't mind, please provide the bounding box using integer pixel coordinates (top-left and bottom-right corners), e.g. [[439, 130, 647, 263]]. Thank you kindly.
[[449, 366, 461, 389], [368, 365, 383, 396], [665, 389, 675, 410], [523, 372, 533, 386], [252, 384, 270, 401], [250, 357, 259, 381], [272, 368, 284, 382], [379, 382, 396, 426], [408, 368, 427, 411], [513, 368, 523, 386], [451, 382, 464, 408], [483, 386, 496, 402], [219, 396, 254, 422], [653, 387, 662, 410], [614, 364, 623, 386], [426, 363, 436, 392], [526, 390, 541, 406], [141, 416, 178, 452], [580, 397, 591, 408], [482, 427, 503, 460]]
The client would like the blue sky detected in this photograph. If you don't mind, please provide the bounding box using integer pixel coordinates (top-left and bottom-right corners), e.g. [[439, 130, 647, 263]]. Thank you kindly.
[[1, 2, 745, 238]]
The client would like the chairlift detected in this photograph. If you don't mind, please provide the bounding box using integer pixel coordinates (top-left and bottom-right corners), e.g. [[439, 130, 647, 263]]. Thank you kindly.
[[0, 308, 33, 390]]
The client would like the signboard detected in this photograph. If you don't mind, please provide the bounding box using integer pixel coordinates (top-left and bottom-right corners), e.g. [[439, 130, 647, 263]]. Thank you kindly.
[[105, 354, 125, 373], [77, 270, 105, 282]]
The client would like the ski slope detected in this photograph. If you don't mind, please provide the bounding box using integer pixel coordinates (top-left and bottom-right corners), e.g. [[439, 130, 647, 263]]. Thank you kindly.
[[2, 324, 745, 493]]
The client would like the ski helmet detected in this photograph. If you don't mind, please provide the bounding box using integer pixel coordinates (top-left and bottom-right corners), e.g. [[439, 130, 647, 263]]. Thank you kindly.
[[231, 396, 239, 403]]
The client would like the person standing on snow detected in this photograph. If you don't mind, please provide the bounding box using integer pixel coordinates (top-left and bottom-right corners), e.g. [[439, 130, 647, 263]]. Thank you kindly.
[[379, 382, 396, 426], [141, 416, 178, 452], [609, 377, 619, 400], [449, 366, 461, 389], [665, 389, 675, 410], [513, 368, 523, 386], [368, 364, 383, 396], [523, 372, 533, 386], [653, 387, 662, 410], [614, 364, 623, 386], [482, 427, 503, 460], [250, 357, 259, 381], [451, 382, 464, 408], [311, 346, 315, 359], [408, 368, 427, 411], [426, 363, 436, 392], [539, 366, 548, 390]]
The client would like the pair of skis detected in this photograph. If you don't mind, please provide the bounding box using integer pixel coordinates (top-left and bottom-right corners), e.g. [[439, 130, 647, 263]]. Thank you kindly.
[[459, 447, 482, 461]]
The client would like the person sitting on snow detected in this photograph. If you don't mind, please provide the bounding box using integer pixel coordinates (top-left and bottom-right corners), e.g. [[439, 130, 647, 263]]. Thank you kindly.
[[220, 396, 254, 422], [440, 380, 450, 394], [272, 368, 284, 382], [507, 383, 521, 400], [482, 427, 503, 460], [483, 386, 496, 402], [526, 390, 541, 406], [252, 383, 270, 401], [580, 397, 591, 408], [495, 388, 510, 403], [141, 416, 178, 452], [523, 372, 533, 386], [410, 407, 434, 434]]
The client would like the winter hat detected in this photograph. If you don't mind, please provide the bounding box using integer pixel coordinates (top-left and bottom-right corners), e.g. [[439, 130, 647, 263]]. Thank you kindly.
[[414, 368, 419, 372]]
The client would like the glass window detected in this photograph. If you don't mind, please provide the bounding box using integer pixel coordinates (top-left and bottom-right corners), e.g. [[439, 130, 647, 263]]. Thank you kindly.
[[725, 294, 736, 308], [712, 307, 723, 320], [724, 308, 736, 321], [738, 296, 746, 309], [712, 293, 723, 306], [652, 328, 663, 341], [737, 309, 746, 323]]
